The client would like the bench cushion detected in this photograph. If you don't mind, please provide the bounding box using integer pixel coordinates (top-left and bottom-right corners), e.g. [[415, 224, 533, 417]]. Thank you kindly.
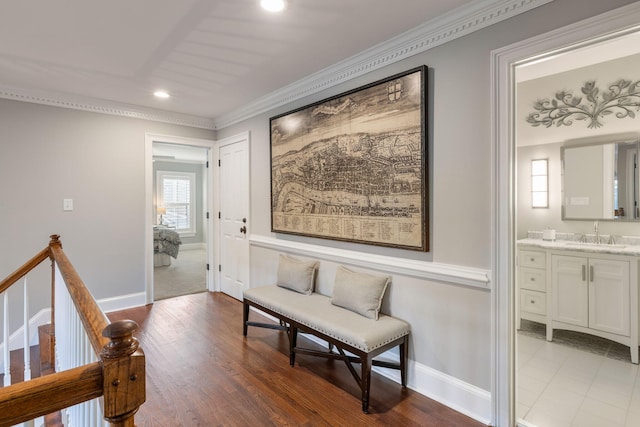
[[331, 265, 390, 320], [276, 255, 319, 295], [244, 285, 410, 353]]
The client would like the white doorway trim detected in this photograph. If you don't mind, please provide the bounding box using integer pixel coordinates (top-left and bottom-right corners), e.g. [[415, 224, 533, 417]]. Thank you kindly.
[[491, 4, 640, 426], [144, 133, 216, 304]]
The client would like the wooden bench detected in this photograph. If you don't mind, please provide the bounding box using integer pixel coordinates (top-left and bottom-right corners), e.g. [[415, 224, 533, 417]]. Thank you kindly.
[[243, 285, 410, 413]]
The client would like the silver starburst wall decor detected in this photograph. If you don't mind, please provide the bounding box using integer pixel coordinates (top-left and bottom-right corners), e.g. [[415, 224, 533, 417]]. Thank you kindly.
[[527, 79, 640, 129]]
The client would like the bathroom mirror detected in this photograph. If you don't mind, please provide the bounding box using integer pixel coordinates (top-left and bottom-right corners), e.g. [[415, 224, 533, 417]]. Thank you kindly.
[[562, 139, 639, 220]]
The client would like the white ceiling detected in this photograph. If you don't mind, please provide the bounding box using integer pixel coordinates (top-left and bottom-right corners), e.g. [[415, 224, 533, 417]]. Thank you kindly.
[[516, 30, 640, 82], [0, 0, 476, 123]]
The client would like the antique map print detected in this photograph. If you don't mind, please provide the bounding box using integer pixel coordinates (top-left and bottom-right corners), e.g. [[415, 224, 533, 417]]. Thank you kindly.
[[270, 67, 427, 250]]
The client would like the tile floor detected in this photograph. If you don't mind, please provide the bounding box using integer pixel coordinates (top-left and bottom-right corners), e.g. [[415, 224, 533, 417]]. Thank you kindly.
[[517, 321, 640, 427]]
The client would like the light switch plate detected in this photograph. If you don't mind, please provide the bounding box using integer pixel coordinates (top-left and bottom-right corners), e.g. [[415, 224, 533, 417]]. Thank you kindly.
[[63, 199, 73, 211]]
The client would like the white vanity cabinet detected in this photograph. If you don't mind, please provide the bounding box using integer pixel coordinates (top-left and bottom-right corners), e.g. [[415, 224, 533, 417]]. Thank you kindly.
[[518, 249, 548, 326], [551, 255, 630, 337], [517, 240, 640, 364]]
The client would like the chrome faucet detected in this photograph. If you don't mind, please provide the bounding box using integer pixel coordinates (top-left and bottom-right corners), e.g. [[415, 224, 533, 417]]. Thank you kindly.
[[594, 220, 600, 244]]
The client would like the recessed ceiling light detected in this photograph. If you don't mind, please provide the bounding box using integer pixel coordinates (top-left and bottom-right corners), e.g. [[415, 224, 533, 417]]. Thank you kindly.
[[260, 0, 287, 13], [154, 90, 170, 99]]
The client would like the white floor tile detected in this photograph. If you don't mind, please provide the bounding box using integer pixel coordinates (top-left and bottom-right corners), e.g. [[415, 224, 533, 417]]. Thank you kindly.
[[535, 389, 584, 415], [519, 358, 562, 384], [517, 402, 531, 419], [572, 410, 624, 427], [545, 374, 591, 397], [579, 396, 628, 425], [626, 409, 640, 427], [597, 358, 639, 386], [524, 404, 576, 427], [518, 334, 545, 355], [517, 331, 638, 427]]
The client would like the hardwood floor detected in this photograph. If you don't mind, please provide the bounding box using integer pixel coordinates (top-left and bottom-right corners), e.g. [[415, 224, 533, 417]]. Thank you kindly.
[[108, 292, 487, 427]]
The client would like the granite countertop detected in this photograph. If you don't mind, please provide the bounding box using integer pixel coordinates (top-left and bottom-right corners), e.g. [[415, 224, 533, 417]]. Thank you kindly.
[[517, 238, 640, 256]]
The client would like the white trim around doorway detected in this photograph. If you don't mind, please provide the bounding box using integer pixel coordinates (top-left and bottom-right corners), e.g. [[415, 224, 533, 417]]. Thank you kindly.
[[144, 133, 217, 304], [491, 3, 640, 426]]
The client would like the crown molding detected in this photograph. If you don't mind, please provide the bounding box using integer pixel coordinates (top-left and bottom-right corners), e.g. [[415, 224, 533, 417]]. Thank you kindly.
[[213, 0, 554, 129], [0, 85, 216, 130], [0, 0, 551, 131]]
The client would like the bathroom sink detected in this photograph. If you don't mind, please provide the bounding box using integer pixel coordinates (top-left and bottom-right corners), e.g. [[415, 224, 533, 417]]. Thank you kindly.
[[564, 242, 626, 249]]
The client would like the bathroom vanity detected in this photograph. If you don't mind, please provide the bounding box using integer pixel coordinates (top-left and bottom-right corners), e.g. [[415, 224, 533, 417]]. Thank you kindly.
[[517, 236, 640, 363]]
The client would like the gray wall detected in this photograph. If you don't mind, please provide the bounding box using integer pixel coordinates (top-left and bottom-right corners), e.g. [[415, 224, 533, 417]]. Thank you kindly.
[[0, 100, 213, 333], [217, 0, 637, 391]]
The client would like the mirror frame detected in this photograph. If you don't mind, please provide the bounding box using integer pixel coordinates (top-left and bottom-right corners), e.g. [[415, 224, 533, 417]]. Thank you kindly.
[[561, 136, 640, 221]]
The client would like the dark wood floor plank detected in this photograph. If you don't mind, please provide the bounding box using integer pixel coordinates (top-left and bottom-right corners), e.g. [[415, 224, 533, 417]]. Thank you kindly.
[[108, 292, 487, 427]]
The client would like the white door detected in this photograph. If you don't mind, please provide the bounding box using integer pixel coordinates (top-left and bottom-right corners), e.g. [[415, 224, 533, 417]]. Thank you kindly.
[[219, 136, 250, 300]]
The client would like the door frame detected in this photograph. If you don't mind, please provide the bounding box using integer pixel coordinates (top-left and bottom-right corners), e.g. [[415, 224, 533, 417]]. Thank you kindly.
[[144, 133, 216, 304], [214, 131, 251, 296], [491, 4, 640, 426]]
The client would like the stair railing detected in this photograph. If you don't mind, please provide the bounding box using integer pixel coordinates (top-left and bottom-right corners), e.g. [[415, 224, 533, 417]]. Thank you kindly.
[[0, 235, 145, 427]]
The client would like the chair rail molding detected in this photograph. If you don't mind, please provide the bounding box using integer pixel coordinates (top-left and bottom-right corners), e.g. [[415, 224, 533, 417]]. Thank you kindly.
[[250, 235, 491, 289]]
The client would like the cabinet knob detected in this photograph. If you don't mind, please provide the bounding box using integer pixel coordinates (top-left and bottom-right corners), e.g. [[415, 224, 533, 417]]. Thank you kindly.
[[530, 258, 535, 262], [531, 300, 535, 304], [530, 277, 535, 282]]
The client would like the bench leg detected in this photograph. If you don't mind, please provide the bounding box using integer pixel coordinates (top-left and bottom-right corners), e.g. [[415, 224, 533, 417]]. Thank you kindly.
[[400, 335, 408, 387], [243, 302, 249, 336], [290, 325, 298, 366], [361, 354, 372, 413]]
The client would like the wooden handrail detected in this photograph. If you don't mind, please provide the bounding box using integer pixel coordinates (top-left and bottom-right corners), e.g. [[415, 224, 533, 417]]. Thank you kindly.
[[0, 235, 146, 426], [0, 363, 103, 425], [0, 247, 50, 294], [49, 236, 110, 355]]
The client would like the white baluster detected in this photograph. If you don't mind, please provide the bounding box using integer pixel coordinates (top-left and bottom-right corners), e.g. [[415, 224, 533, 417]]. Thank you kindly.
[[23, 277, 31, 381], [3, 291, 10, 386]]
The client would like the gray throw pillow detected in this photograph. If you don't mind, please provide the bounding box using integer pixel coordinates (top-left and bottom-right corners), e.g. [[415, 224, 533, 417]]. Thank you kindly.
[[331, 265, 390, 320], [276, 255, 319, 295]]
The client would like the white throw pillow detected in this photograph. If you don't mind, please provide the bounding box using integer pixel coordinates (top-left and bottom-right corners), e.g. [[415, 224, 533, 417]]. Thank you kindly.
[[276, 254, 319, 295], [331, 265, 390, 320]]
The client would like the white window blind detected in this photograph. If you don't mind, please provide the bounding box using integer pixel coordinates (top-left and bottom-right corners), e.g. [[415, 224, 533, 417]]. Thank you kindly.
[[157, 171, 196, 235]]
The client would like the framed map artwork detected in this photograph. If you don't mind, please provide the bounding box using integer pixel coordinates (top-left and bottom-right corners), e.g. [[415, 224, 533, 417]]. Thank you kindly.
[[270, 66, 428, 251]]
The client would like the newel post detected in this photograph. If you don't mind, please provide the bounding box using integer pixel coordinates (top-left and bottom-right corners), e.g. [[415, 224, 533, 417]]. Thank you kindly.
[[101, 320, 146, 427]]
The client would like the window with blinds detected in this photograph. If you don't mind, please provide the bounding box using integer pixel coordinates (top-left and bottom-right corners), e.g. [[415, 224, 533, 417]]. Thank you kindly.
[[156, 171, 196, 235]]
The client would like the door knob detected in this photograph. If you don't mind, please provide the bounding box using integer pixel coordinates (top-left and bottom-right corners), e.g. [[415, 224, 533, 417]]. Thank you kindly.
[[240, 226, 247, 234]]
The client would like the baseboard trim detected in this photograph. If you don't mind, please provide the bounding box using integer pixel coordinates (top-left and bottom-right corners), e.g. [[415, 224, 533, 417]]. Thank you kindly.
[[407, 360, 491, 425], [99, 292, 147, 313], [248, 307, 491, 424]]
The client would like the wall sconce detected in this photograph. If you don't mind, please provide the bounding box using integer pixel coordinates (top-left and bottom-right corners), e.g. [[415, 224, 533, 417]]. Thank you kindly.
[[157, 207, 167, 225], [531, 159, 548, 208]]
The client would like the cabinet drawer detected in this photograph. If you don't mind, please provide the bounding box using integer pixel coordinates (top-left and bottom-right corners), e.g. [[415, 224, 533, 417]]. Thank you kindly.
[[520, 290, 546, 316], [519, 267, 546, 292], [519, 250, 546, 269]]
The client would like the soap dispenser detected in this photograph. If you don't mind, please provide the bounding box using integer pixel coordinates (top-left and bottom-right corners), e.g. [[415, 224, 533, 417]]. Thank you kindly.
[[542, 227, 556, 242]]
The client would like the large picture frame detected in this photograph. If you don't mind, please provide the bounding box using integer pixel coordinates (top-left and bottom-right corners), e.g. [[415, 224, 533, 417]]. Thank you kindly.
[[270, 66, 428, 251]]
